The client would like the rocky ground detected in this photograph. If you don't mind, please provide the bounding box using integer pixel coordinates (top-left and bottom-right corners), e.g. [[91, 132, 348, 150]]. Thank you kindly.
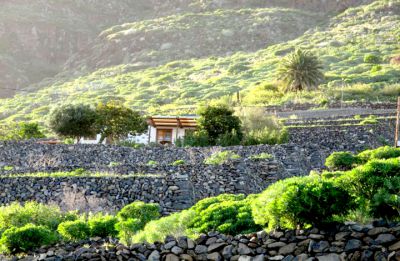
[[3, 221, 399, 261]]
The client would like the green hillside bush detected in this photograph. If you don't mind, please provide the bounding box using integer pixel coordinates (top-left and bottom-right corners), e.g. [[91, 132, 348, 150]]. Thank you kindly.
[[0, 224, 57, 254], [364, 54, 381, 64], [357, 146, 400, 163], [252, 176, 355, 230], [88, 214, 118, 238], [204, 150, 241, 165], [57, 220, 90, 241], [325, 151, 359, 170]]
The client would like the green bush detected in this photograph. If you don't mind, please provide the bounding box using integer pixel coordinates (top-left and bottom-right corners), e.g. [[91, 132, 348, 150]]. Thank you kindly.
[[249, 153, 273, 160], [357, 146, 400, 163], [0, 224, 57, 253], [364, 54, 381, 64], [57, 220, 90, 241], [0, 202, 64, 235], [115, 218, 142, 244], [188, 194, 261, 235], [325, 151, 359, 170], [133, 210, 195, 243], [117, 201, 160, 229], [88, 214, 118, 238], [172, 160, 185, 166], [252, 176, 355, 230], [369, 177, 400, 219], [176, 130, 210, 147], [216, 130, 242, 147], [204, 150, 241, 165]]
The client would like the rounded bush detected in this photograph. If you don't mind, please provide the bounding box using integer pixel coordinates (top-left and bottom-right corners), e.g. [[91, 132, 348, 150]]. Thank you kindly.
[[188, 194, 261, 235], [325, 151, 359, 170], [88, 214, 118, 238], [357, 146, 400, 163], [0, 224, 57, 253], [364, 54, 381, 64], [252, 176, 355, 230], [57, 220, 90, 241], [117, 201, 160, 229]]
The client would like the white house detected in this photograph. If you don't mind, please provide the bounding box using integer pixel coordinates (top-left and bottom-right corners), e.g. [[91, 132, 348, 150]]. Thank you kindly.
[[147, 115, 198, 145], [78, 115, 198, 145]]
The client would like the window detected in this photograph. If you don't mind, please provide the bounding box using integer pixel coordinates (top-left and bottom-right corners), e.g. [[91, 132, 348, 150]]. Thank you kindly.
[[157, 129, 173, 144]]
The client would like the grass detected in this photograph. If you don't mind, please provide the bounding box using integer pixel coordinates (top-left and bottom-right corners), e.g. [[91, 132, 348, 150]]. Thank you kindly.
[[0, 0, 399, 124]]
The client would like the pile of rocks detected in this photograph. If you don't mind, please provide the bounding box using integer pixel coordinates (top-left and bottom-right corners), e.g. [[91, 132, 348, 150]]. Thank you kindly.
[[6, 222, 400, 261]]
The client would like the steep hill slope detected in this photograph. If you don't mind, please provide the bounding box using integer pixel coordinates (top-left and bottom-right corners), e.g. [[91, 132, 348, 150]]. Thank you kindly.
[[0, 0, 397, 123], [0, 0, 372, 98]]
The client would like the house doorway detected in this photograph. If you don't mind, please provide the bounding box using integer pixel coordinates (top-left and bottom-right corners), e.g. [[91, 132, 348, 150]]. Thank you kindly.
[[156, 129, 173, 144]]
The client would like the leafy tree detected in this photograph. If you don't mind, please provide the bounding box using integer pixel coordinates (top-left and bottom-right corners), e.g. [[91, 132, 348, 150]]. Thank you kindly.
[[277, 49, 324, 92], [197, 105, 242, 145], [48, 104, 97, 141], [95, 101, 147, 143]]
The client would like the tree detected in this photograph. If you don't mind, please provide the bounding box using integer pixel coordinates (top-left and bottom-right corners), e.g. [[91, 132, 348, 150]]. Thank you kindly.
[[197, 105, 242, 145], [48, 104, 97, 141], [95, 101, 147, 144], [277, 49, 324, 92], [16, 122, 45, 140]]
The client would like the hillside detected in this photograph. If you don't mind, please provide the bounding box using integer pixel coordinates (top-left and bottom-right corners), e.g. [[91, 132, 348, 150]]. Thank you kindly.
[[0, 0, 370, 99], [0, 0, 398, 123]]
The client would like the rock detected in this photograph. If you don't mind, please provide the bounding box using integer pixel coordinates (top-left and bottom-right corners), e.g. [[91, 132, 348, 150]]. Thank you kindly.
[[148, 250, 160, 261], [195, 245, 208, 254], [375, 233, 396, 244], [180, 254, 193, 261], [238, 243, 252, 255], [317, 253, 341, 261], [335, 232, 350, 241], [269, 255, 285, 260], [187, 238, 195, 249], [389, 241, 400, 251], [177, 237, 188, 249], [164, 241, 176, 250], [207, 252, 222, 261], [294, 254, 308, 261], [368, 227, 389, 236], [311, 241, 330, 253], [171, 246, 183, 255], [361, 250, 374, 261], [344, 239, 362, 252], [165, 254, 179, 261], [268, 242, 287, 248], [279, 243, 297, 255], [221, 29, 234, 37], [208, 243, 226, 253], [253, 254, 266, 261], [222, 245, 234, 259], [309, 234, 324, 240]]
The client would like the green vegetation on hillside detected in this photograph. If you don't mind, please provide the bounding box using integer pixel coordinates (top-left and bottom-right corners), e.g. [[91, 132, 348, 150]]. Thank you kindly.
[[0, 0, 399, 124]]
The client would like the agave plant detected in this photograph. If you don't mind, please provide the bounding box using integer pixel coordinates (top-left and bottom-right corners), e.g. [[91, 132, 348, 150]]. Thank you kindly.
[[277, 49, 324, 92]]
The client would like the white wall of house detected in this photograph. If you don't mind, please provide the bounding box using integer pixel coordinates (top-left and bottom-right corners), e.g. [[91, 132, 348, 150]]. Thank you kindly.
[[78, 134, 106, 144]]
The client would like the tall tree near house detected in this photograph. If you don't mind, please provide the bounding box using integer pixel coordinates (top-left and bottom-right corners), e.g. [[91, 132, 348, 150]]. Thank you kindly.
[[95, 101, 147, 144], [277, 49, 324, 92], [48, 104, 97, 142]]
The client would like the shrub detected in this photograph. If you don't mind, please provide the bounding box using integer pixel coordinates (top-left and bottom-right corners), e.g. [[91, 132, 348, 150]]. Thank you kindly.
[[88, 214, 118, 238], [172, 160, 185, 166], [204, 150, 241, 165], [176, 130, 210, 147], [249, 153, 273, 160], [133, 210, 195, 243], [325, 151, 359, 170], [116, 218, 142, 245], [357, 146, 400, 163], [0, 202, 64, 234], [188, 194, 261, 235], [369, 177, 400, 219], [57, 220, 90, 241], [216, 130, 242, 147], [0, 224, 57, 253], [117, 140, 144, 149], [364, 54, 381, 64], [117, 201, 160, 227], [252, 176, 355, 230]]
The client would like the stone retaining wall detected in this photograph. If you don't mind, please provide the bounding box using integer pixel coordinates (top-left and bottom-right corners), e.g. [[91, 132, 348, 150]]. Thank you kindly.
[[5, 222, 400, 261]]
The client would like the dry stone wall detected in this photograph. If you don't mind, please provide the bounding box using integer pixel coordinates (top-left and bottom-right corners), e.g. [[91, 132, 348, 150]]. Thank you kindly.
[[5, 221, 400, 261]]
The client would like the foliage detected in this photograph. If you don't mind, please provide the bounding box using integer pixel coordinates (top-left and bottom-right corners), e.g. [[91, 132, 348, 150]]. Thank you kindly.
[[117, 201, 160, 228], [0, 224, 57, 254], [204, 150, 241, 165], [216, 129, 242, 147], [277, 49, 324, 92], [0, 202, 64, 235], [0, 122, 45, 141], [188, 194, 261, 235], [146, 160, 158, 166], [360, 115, 378, 125], [363, 54, 381, 64], [369, 177, 400, 219], [133, 210, 195, 243], [176, 130, 210, 147], [88, 213, 118, 238], [197, 105, 242, 145], [357, 146, 400, 163], [252, 176, 355, 230], [48, 104, 97, 141], [237, 107, 289, 145], [95, 101, 148, 143], [172, 160, 185, 166], [115, 218, 143, 245], [117, 140, 144, 149], [57, 220, 91, 241], [325, 151, 359, 170], [249, 153, 273, 160]]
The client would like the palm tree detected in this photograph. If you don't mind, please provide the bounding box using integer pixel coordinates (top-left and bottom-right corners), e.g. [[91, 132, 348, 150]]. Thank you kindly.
[[277, 49, 324, 92]]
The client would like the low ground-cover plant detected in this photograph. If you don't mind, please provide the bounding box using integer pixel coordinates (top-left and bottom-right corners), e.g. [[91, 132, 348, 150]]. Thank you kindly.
[[171, 159, 185, 166], [249, 153, 273, 160], [204, 150, 241, 165], [0, 224, 57, 254]]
